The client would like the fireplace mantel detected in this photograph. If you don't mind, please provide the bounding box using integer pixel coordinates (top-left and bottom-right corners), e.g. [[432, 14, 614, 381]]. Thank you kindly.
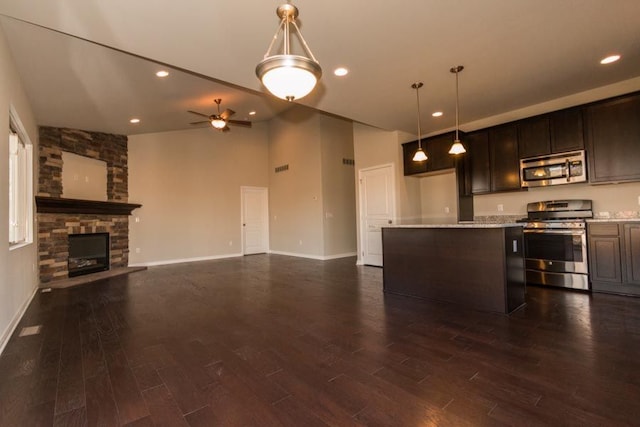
[[36, 196, 142, 215]]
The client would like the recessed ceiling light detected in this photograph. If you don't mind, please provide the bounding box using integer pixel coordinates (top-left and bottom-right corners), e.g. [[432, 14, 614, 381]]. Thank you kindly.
[[334, 67, 349, 77], [432, 111, 443, 117], [129, 118, 140, 124], [249, 111, 256, 116], [156, 70, 170, 77], [600, 55, 621, 65]]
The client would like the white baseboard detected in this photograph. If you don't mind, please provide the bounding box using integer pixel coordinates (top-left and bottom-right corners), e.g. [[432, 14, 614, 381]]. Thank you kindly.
[[0, 286, 38, 356], [269, 250, 357, 261], [129, 252, 243, 267]]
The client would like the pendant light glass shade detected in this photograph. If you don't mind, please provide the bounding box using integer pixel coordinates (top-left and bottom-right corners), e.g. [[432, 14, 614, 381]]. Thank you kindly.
[[448, 65, 467, 155], [411, 82, 428, 162], [412, 147, 428, 161], [256, 3, 322, 102]]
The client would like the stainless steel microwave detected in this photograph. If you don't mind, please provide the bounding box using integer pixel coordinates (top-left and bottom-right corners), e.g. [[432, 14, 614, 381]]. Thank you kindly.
[[520, 150, 587, 188]]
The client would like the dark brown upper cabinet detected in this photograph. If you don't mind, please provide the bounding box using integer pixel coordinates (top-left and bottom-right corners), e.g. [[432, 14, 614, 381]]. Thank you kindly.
[[425, 132, 456, 172], [518, 115, 551, 158], [586, 92, 640, 183], [550, 107, 584, 152], [489, 123, 521, 192], [402, 132, 457, 176], [402, 140, 428, 176], [517, 107, 584, 159], [467, 130, 491, 194]]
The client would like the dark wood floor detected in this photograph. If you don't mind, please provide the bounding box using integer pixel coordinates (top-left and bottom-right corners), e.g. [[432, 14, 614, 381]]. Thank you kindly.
[[2, 255, 640, 426]]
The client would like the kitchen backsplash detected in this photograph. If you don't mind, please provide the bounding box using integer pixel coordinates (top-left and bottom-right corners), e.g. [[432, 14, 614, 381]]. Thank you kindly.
[[593, 211, 640, 219]]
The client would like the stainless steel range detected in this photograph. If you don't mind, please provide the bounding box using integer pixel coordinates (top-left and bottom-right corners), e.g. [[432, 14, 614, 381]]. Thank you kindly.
[[521, 199, 593, 290]]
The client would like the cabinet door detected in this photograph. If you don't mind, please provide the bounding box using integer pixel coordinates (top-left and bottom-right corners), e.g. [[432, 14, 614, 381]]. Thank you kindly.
[[425, 133, 456, 172], [550, 107, 584, 152], [402, 141, 428, 176], [624, 223, 640, 285], [586, 92, 640, 183], [467, 130, 490, 194], [518, 115, 550, 158], [489, 124, 521, 192], [589, 236, 623, 284]]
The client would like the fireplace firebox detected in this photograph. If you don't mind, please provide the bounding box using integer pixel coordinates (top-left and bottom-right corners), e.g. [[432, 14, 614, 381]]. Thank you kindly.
[[68, 233, 110, 277]]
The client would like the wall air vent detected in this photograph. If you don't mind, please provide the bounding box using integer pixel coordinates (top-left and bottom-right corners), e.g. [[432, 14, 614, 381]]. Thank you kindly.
[[275, 164, 289, 173], [343, 158, 355, 166]]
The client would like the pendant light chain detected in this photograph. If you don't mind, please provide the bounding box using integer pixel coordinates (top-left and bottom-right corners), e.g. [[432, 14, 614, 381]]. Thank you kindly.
[[455, 70, 460, 141], [415, 83, 423, 149]]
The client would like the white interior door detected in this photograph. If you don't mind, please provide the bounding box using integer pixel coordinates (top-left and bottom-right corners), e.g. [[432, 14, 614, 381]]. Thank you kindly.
[[359, 164, 396, 266], [241, 186, 269, 255]]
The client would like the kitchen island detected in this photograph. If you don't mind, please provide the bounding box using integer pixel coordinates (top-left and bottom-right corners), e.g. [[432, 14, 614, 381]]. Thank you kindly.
[[382, 224, 525, 314]]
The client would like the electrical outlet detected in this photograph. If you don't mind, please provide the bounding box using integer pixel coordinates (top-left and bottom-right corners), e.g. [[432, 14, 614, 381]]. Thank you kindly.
[[229, 240, 233, 246], [637, 195, 640, 206], [135, 217, 140, 223], [135, 248, 141, 254], [444, 207, 450, 214], [497, 204, 504, 212], [299, 240, 303, 245]]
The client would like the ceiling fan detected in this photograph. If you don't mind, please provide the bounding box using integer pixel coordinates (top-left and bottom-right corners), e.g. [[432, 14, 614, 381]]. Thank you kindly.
[[188, 99, 252, 132]]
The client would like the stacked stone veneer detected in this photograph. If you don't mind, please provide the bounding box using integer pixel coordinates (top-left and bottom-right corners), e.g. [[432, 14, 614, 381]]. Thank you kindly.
[[37, 127, 130, 283]]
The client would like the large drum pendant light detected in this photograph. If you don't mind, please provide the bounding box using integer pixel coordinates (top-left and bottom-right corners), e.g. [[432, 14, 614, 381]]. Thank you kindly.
[[256, 3, 322, 102], [412, 82, 428, 162], [448, 65, 467, 155]]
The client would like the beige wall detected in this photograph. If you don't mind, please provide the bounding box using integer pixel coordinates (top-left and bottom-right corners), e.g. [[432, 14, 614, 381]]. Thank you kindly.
[[0, 26, 39, 353], [320, 114, 357, 257], [419, 170, 458, 223], [268, 106, 325, 257], [127, 124, 269, 265]]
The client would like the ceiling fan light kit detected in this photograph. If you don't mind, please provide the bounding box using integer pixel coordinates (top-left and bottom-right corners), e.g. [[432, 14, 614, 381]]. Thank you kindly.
[[411, 82, 428, 162], [187, 98, 252, 132], [448, 65, 467, 155], [256, 3, 322, 102]]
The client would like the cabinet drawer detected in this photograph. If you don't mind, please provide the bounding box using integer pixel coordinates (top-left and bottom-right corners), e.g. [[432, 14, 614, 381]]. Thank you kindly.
[[588, 223, 620, 236]]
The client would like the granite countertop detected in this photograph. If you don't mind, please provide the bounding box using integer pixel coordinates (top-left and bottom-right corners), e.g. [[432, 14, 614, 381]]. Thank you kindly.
[[587, 218, 640, 223], [386, 222, 523, 229]]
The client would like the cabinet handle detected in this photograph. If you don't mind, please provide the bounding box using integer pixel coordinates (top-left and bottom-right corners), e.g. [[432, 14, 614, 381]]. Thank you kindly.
[[513, 239, 518, 253]]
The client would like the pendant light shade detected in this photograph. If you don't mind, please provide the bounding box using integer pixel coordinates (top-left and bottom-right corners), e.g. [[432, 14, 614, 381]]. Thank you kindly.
[[411, 82, 428, 162], [256, 3, 322, 102], [448, 65, 467, 155]]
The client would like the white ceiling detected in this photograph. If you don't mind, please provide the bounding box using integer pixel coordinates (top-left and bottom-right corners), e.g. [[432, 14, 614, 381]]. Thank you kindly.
[[1, 1, 640, 137]]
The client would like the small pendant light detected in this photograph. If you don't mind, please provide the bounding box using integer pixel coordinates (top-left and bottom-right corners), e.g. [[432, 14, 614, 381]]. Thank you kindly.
[[448, 65, 467, 155], [412, 82, 428, 162]]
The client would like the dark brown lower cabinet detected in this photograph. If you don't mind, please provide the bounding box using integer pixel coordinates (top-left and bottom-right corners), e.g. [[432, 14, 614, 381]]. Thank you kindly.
[[588, 222, 640, 295]]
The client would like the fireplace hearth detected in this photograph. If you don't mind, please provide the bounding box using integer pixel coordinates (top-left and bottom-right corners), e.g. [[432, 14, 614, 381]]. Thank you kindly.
[[68, 233, 110, 277]]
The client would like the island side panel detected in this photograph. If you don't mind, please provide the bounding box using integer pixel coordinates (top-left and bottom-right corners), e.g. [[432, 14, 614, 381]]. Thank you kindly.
[[504, 226, 526, 313], [382, 227, 514, 314]]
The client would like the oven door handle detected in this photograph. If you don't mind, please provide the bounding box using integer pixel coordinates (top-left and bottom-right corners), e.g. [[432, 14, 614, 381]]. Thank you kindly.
[[524, 229, 585, 235]]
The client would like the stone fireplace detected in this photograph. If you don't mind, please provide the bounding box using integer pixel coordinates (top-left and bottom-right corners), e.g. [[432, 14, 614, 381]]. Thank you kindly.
[[36, 127, 141, 284]]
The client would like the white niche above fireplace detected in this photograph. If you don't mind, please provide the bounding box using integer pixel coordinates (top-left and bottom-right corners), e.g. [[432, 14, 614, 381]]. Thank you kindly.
[[61, 151, 107, 201]]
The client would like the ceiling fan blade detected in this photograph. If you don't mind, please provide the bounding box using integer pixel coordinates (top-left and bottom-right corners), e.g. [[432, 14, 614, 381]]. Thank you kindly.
[[220, 109, 235, 120], [187, 110, 212, 119], [222, 125, 231, 132], [228, 119, 252, 128], [189, 120, 210, 125]]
